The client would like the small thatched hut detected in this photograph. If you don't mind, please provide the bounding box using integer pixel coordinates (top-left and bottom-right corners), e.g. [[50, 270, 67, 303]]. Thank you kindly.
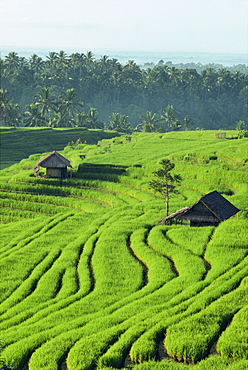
[[161, 191, 240, 227], [34, 151, 72, 179]]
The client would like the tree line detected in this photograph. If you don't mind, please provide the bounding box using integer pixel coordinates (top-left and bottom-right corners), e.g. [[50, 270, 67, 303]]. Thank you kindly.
[[0, 51, 247, 131]]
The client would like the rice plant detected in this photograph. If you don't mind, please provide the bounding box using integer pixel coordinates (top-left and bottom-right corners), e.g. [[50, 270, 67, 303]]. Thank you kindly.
[[0, 130, 247, 369]]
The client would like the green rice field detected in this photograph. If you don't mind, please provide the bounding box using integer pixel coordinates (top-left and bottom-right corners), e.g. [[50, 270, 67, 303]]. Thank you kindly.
[[0, 127, 118, 169], [0, 128, 247, 370]]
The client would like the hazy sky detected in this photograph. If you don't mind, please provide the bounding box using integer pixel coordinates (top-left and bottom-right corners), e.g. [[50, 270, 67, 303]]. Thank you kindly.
[[1, 0, 247, 54]]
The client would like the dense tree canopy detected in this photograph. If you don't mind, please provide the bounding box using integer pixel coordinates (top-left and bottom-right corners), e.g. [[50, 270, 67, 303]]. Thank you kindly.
[[0, 51, 247, 130]]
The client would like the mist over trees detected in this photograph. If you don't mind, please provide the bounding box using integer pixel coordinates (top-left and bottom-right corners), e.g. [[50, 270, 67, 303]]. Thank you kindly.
[[0, 51, 247, 130]]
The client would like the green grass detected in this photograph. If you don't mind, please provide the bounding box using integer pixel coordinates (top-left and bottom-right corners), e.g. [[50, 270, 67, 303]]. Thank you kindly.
[[0, 127, 118, 169], [0, 130, 247, 370]]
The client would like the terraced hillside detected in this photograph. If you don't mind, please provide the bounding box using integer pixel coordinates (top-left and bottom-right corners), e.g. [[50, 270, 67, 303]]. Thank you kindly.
[[0, 127, 118, 169], [0, 130, 247, 370]]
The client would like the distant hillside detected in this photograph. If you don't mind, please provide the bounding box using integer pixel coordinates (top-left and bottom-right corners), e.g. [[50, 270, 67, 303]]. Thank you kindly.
[[0, 127, 119, 169]]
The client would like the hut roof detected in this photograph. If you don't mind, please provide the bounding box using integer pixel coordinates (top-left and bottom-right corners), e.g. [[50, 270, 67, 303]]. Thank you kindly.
[[161, 191, 240, 223], [36, 151, 72, 168]]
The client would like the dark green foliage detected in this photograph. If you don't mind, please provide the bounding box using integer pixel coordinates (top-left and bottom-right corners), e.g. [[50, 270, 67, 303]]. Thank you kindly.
[[149, 159, 181, 216], [1, 52, 248, 129]]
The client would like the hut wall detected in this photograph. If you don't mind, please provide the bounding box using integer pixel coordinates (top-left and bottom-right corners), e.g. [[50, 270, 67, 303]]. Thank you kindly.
[[190, 220, 220, 227], [184, 203, 217, 219], [61, 168, 67, 179], [177, 202, 220, 226], [46, 168, 63, 178]]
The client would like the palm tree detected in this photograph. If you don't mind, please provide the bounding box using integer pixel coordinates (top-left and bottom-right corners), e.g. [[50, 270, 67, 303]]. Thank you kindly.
[[183, 115, 195, 131], [58, 88, 84, 127], [0, 89, 20, 126], [139, 111, 159, 132], [85, 51, 95, 71], [119, 114, 131, 133], [29, 54, 44, 83], [9, 104, 20, 127], [4, 52, 20, 74], [29, 54, 44, 74], [46, 51, 58, 66], [99, 55, 110, 73], [0, 89, 12, 125], [34, 87, 56, 125], [235, 120, 247, 138], [108, 58, 121, 73], [50, 110, 67, 128], [57, 50, 68, 67], [74, 112, 88, 127], [108, 113, 131, 133], [108, 112, 120, 130], [159, 105, 181, 131], [236, 120, 245, 131], [69, 53, 86, 78], [86, 107, 103, 129], [170, 119, 181, 131], [23, 103, 44, 127], [200, 76, 211, 101]]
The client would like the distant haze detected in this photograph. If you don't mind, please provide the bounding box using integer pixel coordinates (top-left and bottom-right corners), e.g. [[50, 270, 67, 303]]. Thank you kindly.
[[1, 0, 247, 54], [1, 47, 247, 68]]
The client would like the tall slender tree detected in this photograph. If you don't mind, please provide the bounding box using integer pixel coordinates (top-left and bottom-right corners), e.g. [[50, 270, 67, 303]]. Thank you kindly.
[[34, 87, 56, 125], [23, 103, 44, 127], [74, 112, 88, 127], [108, 113, 131, 133], [4, 52, 20, 74], [183, 115, 195, 131], [58, 88, 84, 127], [86, 107, 103, 129], [0, 89, 20, 126], [138, 111, 159, 132], [29, 54, 44, 74], [159, 105, 176, 131], [46, 51, 58, 66], [149, 159, 181, 217]]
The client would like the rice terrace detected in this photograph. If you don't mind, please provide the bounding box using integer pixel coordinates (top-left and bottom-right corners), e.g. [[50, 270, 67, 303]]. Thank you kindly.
[[0, 127, 247, 370]]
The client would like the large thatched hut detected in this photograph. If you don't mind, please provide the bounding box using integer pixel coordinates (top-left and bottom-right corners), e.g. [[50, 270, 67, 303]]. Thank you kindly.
[[161, 191, 240, 227], [34, 151, 72, 179]]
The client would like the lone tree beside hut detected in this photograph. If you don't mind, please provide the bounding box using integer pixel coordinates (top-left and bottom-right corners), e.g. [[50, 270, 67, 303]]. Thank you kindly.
[[149, 159, 181, 217]]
